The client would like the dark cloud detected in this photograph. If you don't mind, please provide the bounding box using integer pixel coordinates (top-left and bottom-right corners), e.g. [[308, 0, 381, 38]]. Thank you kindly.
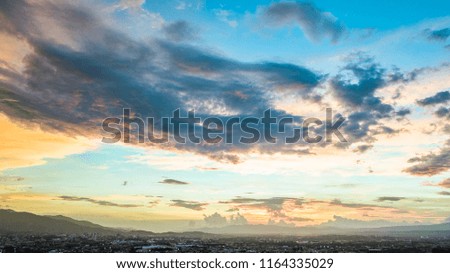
[[170, 199, 208, 211], [438, 191, 450, 196], [329, 53, 405, 145], [435, 107, 450, 119], [0, 0, 431, 165], [425, 28, 450, 41], [261, 1, 346, 43], [353, 144, 373, 153], [158, 178, 190, 185], [376, 196, 405, 202], [163, 20, 197, 42], [58, 195, 141, 208], [416, 91, 450, 106], [403, 141, 450, 176], [396, 108, 411, 117], [331, 54, 390, 110], [0, 0, 327, 159], [372, 125, 401, 136]]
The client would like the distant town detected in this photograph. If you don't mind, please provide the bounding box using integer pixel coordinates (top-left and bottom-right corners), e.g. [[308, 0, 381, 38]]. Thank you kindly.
[[1, 233, 450, 253]]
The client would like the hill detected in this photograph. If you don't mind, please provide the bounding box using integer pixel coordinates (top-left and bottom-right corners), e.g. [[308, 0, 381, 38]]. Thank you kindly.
[[0, 209, 117, 235]]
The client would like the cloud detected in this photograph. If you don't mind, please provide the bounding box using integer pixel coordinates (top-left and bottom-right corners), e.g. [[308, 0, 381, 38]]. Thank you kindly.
[[148, 199, 160, 208], [331, 54, 391, 109], [327, 183, 358, 189], [115, 0, 146, 11], [158, 178, 190, 185], [214, 9, 238, 28], [396, 108, 411, 117], [229, 213, 248, 225], [0, 176, 24, 183], [223, 196, 393, 213], [286, 216, 313, 222], [403, 141, 450, 176], [435, 107, 450, 119], [208, 152, 241, 164], [329, 53, 412, 144], [0, 0, 438, 176], [421, 178, 450, 189], [203, 212, 227, 226], [353, 144, 373, 153], [58, 195, 141, 208], [438, 178, 450, 188], [438, 191, 450, 196], [416, 90, 450, 106], [329, 198, 389, 209], [260, 1, 345, 43], [425, 28, 450, 41], [320, 215, 406, 229], [175, 1, 187, 10], [203, 212, 248, 226], [163, 20, 197, 42], [268, 218, 295, 227], [376, 196, 406, 202], [0, 0, 327, 160], [220, 197, 304, 214], [170, 199, 208, 211]]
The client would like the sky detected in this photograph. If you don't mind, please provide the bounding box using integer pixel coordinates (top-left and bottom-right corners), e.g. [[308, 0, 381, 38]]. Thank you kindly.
[[0, 0, 449, 232]]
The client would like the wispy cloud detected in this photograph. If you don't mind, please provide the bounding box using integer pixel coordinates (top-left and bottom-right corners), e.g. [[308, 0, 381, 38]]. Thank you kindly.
[[376, 196, 406, 202], [0, 176, 24, 182], [58, 196, 141, 208], [170, 199, 208, 210], [158, 178, 190, 185], [404, 140, 450, 176]]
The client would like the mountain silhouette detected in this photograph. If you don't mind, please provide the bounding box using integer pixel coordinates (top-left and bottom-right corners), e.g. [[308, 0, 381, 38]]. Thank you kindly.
[[0, 209, 118, 235]]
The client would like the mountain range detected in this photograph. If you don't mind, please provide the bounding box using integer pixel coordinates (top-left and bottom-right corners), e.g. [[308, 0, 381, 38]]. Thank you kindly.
[[1, 209, 449, 237]]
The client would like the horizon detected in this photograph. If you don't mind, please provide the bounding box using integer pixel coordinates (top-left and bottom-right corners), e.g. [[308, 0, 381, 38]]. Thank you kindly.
[[1, 208, 448, 235]]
